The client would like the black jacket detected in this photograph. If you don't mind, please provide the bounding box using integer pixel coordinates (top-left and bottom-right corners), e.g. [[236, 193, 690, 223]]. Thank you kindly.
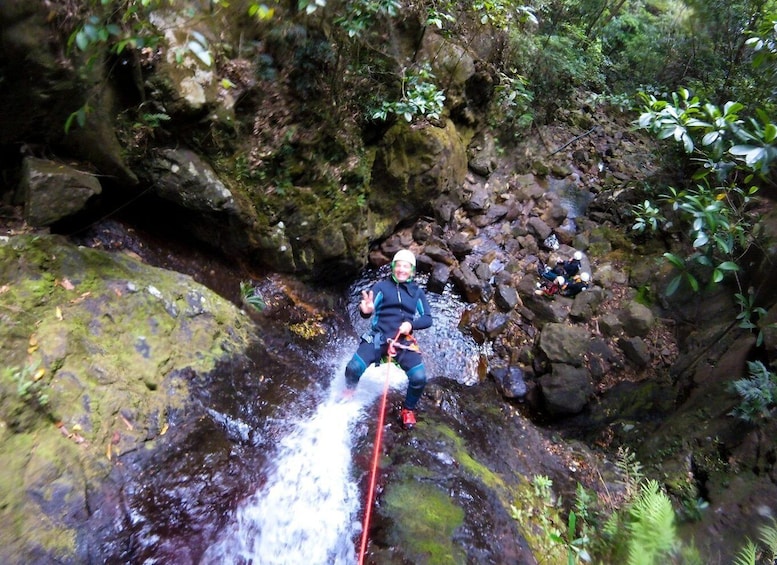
[[364, 278, 433, 339]]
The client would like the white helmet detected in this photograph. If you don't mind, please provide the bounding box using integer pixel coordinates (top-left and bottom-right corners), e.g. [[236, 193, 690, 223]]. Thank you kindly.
[[573, 251, 583, 261], [555, 276, 565, 285], [392, 249, 416, 267], [580, 272, 590, 282]]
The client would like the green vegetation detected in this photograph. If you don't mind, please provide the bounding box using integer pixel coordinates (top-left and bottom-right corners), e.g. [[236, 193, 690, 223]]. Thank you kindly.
[[630, 85, 777, 371], [4, 363, 50, 412], [240, 281, 266, 312], [732, 520, 777, 565], [512, 449, 708, 564], [728, 360, 777, 423], [371, 65, 446, 123]]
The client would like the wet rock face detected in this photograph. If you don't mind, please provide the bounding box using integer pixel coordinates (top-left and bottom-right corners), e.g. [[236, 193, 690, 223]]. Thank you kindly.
[[78, 347, 292, 564], [21, 157, 103, 226], [0, 234, 261, 563]]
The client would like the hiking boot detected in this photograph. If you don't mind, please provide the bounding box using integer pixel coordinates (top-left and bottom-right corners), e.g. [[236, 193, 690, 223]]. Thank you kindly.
[[401, 408, 416, 430]]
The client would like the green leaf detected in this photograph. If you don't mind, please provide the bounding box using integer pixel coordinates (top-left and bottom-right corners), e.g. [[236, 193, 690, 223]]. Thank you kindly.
[[682, 132, 694, 153], [75, 30, 90, 51], [729, 144, 758, 156], [665, 275, 682, 296], [722, 101, 743, 118], [663, 253, 685, 269], [717, 261, 739, 271], [745, 147, 766, 167], [764, 123, 777, 143], [701, 131, 719, 146], [64, 112, 77, 134], [693, 232, 708, 247], [188, 40, 212, 66]]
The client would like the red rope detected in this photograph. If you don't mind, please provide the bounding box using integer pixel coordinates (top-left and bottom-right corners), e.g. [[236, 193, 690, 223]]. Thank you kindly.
[[357, 330, 401, 564]]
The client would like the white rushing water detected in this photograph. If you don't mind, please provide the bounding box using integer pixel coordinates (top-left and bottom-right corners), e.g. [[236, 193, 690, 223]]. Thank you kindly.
[[201, 358, 409, 565]]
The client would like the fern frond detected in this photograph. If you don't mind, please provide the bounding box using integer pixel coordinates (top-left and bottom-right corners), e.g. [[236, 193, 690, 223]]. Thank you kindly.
[[626, 480, 676, 565], [758, 519, 777, 558], [732, 539, 757, 565], [602, 512, 621, 539], [615, 446, 644, 496]]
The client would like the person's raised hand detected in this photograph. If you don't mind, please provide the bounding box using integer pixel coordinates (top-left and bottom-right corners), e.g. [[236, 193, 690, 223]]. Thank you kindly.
[[359, 290, 375, 314]]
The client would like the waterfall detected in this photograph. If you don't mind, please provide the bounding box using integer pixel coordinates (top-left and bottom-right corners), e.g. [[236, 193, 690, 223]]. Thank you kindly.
[[202, 270, 481, 564], [201, 359, 409, 565]]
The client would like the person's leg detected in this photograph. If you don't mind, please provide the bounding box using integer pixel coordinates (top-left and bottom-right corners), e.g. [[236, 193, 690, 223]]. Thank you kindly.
[[398, 350, 426, 410], [345, 340, 379, 389]]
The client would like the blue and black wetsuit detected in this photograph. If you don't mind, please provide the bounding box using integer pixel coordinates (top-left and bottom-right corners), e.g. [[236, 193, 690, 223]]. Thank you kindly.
[[345, 278, 433, 410]]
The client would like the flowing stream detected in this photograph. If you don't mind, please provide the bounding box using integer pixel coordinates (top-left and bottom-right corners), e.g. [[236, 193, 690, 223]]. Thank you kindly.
[[201, 271, 481, 564], [201, 357, 408, 565]]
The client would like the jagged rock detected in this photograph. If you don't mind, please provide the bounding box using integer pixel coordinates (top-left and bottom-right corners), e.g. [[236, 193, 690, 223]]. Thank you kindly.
[[146, 11, 223, 118], [512, 174, 545, 201], [432, 195, 460, 224], [21, 157, 102, 226], [0, 3, 137, 186], [594, 263, 628, 288], [538, 323, 592, 366], [587, 337, 624, 381], [527, 216, 553, 240], [569, 286, 605, 320], [494, 284, 519, 312], [416, 253, 434, 274], [490, 363, 528, 399], [370, 119, 468, 228], [424, 240, 457, 265], [475, 261, 491, 281], [539, 363, 594, 415], [446, 232, 473, 259], [474, 203, 509, 227], [598, 312, 624, 336], [0, 234, 259, 564], [462, 183, 490, 214], [148, 148, 237, 213], [483, 311, 509, 339], [467, 130, 498, 176], [542, 200, 568, 228], [618, 336, 651, 368], [451, 265, 484, 303], [618, 300, 654, 337], [412, 219, 435, 242], [427, 262, 451, 293]]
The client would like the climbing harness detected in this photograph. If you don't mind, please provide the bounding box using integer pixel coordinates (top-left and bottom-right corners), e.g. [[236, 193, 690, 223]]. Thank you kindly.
[[386, 334, 420, 353], [357, 330, 419, 564]]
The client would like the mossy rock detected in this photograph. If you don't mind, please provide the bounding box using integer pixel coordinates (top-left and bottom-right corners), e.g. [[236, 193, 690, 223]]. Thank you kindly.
[[0, 234, 256, 562]]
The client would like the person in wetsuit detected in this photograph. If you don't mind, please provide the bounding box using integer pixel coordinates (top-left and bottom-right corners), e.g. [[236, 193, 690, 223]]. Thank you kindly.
[[344, 249, 433, 429]]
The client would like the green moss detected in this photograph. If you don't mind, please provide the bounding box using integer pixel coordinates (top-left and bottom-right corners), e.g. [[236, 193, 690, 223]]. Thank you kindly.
[[383, 481, 466, 564], [0, 432, 77, 559], [509, 477, 568, 563], [430, 423, 506, 492], [0, 234, 256, 561]]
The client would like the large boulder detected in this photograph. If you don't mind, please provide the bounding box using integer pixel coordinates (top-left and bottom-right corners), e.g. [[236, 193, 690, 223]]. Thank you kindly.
[[21, 157, 102, 226], [538, 323, 591, 366], [0, 234, 258, 563], [539, 363, 594, 415], [369, 119, 468, 236]]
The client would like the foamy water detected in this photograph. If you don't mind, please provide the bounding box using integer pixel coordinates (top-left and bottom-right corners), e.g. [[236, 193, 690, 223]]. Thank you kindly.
[[201, 359, 409, 565]]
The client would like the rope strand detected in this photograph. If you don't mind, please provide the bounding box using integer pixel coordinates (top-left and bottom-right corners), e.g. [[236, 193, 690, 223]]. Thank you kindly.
[[357, 329, 402, 564]]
